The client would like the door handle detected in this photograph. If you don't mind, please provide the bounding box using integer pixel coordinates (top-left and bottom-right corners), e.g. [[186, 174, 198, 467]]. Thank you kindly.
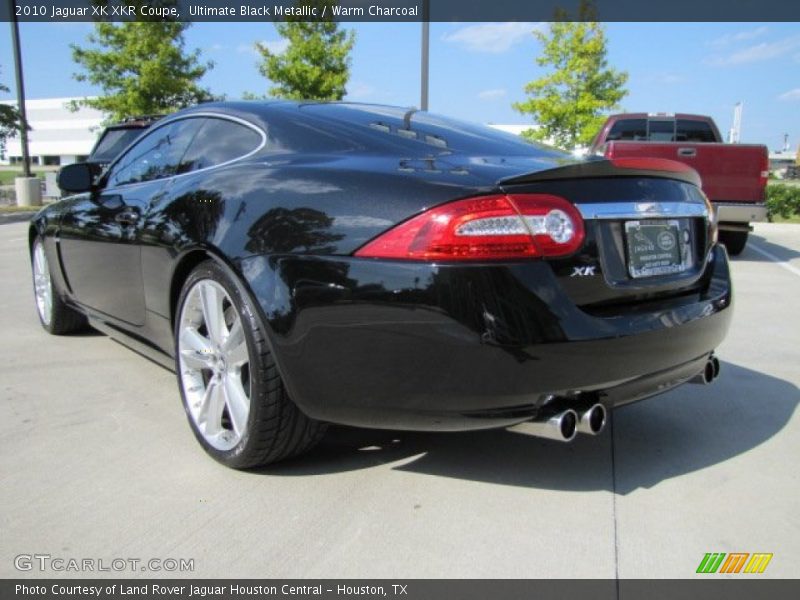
[[115, 208, 140, 225], [678, 147, 697, 157]]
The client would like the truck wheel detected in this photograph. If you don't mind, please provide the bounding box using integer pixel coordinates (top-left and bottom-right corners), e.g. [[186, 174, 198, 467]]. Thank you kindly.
[[719, 230, 748, 256]]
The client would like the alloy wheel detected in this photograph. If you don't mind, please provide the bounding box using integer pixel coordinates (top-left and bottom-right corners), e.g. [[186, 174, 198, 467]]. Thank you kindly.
[[177, 280, 251, 451], [32, 241, 53, 326]]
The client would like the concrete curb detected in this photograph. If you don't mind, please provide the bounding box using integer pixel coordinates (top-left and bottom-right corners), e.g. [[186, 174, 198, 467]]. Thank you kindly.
[[0, 211, 36, 225]]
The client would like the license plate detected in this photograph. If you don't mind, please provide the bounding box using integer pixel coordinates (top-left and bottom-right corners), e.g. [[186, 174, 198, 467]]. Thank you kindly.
[[625, 220, 690, 278]]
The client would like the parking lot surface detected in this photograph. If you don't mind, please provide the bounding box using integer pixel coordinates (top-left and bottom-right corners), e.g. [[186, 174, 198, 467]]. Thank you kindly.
[[1, 221, 798, 579]]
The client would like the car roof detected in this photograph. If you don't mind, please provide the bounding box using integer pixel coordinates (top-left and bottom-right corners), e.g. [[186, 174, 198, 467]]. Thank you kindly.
[[170, 100, 415, 124], [154, 101, 567, 164]]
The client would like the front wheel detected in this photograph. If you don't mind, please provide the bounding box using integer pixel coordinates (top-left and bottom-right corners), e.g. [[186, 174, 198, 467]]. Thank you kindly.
[[31, 237, 86, 334], [175, 260, 326, 468], [719, 230, 748, 256]]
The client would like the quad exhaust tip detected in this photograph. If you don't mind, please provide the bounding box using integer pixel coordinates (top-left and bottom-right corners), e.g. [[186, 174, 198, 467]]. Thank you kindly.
[[508, 408, 578, 442], [576, 403, 607, 436], [557, 410, 579, 442], [691, 355, 721, 385], [508, 401, 609, 442]]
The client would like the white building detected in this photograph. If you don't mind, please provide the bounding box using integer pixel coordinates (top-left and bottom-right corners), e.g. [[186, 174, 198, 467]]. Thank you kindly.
[[0, 97, 105, 166], [769, 148, 799, 179]]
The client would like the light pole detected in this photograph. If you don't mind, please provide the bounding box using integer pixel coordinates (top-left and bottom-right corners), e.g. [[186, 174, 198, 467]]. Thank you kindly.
[[420, 1, 429, 111], [9, 0, 32, 178]]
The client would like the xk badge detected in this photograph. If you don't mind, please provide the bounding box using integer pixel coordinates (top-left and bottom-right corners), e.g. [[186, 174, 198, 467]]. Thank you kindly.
[[571, 266, 597, 277]]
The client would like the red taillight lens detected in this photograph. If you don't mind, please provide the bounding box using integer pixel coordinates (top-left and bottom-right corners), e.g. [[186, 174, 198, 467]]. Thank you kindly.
[[701, 191, 718, 245], [759, 150, 770, 189], [354, 194, 585, 261]]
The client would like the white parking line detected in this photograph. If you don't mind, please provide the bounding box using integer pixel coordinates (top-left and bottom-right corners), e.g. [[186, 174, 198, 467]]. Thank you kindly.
[[748, 243, 800, 278]]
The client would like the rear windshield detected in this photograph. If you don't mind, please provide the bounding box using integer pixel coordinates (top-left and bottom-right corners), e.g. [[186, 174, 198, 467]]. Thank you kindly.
[[300, 103, 566, 158], [675, 119, 717, 142], [606, 118, 718, 143], [90, 127, 148, 163]]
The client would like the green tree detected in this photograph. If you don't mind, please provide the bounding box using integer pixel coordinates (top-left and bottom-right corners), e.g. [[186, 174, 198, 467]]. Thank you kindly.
[[0, 70, 23, 158], [255, 2, 355, 101], [70, 19, 215, 122], [514, 4, 628, 150]]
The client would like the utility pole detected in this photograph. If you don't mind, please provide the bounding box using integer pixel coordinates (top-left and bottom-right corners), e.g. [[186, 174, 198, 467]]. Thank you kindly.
[[9, 0, 32, 178], [420, 1, 429, 111], [728, 102, 743, 144]]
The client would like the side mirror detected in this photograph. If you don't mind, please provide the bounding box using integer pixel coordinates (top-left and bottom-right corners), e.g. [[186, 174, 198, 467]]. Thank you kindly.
[[57, 162, 102, 194]]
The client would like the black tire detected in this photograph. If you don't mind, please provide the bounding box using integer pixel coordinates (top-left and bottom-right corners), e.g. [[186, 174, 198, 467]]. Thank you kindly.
[[719, 230, 748, 256], [175, 260, 326, 468], [31, 237, 87, 335]]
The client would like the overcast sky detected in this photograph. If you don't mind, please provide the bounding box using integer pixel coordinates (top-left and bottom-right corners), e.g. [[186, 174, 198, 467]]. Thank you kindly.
[[1, 21, 798, 149]]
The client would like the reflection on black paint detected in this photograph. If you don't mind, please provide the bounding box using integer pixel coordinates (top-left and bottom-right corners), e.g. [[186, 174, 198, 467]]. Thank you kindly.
[[160, 190, 225, 242], [271, 254, 564, 363], [97, 194, 124, 212], [430, 268, 565, 352], [269, 259, 360, 334], [245, 207, 344, 255], [61, 196, 125, 240]]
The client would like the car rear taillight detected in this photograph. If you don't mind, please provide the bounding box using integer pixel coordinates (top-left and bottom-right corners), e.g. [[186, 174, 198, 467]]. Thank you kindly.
[[700, 191, 718, 245], [354, 194, 585, 261], [759, 150, 770, 189]]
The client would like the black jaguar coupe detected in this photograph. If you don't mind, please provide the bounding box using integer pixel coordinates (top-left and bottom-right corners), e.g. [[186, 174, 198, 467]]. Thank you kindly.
[[30, 102, 732, 468]]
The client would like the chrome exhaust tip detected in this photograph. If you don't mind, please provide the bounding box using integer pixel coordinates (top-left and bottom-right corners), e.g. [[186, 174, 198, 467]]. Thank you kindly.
[[508, 409, 578, 442], [710, 355, 720, 379], [576, 403, 607, 435], [690, 355, 720, 385]]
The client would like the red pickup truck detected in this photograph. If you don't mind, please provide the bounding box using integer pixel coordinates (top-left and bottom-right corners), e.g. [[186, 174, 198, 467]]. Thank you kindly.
[[589, 113, 769, 255]]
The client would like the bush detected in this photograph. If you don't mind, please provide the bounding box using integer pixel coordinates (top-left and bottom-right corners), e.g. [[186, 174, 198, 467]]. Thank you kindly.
[[766, 184, 800, 221]]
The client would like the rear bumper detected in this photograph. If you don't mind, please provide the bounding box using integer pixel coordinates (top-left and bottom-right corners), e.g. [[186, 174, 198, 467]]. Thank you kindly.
[[715, 202, 767, 225], [240, 244, 733, 431]]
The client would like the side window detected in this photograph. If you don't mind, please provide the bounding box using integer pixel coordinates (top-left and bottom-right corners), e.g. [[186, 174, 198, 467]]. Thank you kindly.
[[179, 118, 263, 174], [106, 119, 204, 187], [606, 119, 647, 141], [676, 119, 717, 143]]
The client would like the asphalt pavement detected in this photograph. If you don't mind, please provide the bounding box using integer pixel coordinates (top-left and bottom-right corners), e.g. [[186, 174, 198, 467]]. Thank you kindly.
[[0, 220, 798, 579]]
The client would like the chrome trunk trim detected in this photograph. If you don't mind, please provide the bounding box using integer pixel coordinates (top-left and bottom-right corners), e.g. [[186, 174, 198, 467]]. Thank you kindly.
[[575, 201, 708, 221]]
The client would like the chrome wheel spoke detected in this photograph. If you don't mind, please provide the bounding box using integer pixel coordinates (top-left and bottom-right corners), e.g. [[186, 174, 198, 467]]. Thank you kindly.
[[199, 283, 226, 345], [198, 377, 225, 436], [223, 376, 250, 438], [179, 328, 215, 370], [180, 350, 214, 371], [222, 317, 248, 366], [35, 249, 44, 276]]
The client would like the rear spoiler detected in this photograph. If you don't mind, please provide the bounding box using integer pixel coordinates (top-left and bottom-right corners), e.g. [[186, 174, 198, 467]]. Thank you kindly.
[[499, 157, 702, 188]]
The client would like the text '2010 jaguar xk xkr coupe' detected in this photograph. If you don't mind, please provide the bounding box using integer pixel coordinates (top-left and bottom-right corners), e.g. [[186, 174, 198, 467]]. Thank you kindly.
[[30, 102, 732, 468]]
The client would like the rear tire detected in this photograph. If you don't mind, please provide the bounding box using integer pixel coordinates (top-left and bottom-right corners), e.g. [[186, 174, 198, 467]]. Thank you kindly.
[[719, 230, 748, 256], [31, 237, 87, 335], [175, 260, 326, 468]]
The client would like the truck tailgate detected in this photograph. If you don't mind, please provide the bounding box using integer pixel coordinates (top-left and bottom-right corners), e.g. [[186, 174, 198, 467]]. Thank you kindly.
[[604, 141, 767, 203]]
